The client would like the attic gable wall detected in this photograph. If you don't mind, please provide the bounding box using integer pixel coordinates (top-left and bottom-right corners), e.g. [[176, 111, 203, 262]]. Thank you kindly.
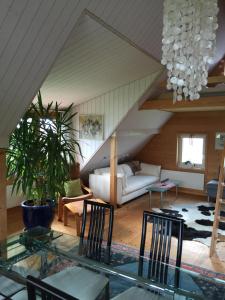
[[75, 71, 162, 168]]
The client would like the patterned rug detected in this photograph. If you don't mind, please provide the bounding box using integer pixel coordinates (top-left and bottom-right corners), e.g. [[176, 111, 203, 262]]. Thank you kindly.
[[152, 201, 225, 247]]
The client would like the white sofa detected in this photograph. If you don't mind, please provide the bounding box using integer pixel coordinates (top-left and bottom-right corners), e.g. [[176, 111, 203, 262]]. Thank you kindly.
[[89, 163, 161, 205]]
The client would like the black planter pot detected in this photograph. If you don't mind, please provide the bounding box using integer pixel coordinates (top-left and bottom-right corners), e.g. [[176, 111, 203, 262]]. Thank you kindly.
[[21, 199, 55, 230]]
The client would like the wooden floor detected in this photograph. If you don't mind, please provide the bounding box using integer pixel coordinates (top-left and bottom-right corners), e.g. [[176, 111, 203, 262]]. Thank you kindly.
[[7, 192, 225, 274]]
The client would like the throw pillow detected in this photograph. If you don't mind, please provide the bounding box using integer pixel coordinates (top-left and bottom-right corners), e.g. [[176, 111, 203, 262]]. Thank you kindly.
[[132, 161, 141, 173], [64, 179, 83, 197], [125, 161, 141, 174]]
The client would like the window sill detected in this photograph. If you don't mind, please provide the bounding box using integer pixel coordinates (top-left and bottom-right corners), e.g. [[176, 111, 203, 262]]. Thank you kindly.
[[176, 166, 205, 174]]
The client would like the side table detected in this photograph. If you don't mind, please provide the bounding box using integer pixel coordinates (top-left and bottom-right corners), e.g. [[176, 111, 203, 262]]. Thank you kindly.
[[146, 180, 180, 208]]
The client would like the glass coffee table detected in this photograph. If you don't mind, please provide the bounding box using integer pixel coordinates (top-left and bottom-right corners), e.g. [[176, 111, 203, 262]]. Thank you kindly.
[[146, 179, 180, 208]]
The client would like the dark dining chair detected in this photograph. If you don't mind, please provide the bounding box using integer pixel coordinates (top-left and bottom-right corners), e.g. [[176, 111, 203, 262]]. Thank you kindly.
[[139, 211, 184, 285], [112, 211, 184, 299], [79, 199, 114, 264], [11, 275, 78, 300], [43, 200, 114, 300]]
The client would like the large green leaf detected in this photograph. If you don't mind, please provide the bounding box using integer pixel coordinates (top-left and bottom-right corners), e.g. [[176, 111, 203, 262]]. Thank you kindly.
[[7, 91, 82, 203]]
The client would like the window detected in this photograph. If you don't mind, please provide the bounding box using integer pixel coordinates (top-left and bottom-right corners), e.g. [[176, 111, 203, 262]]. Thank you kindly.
[[177, 134, 206, 170]]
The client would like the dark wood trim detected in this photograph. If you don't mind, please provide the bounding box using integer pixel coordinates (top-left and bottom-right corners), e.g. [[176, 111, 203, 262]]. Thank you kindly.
[[140, 95, 225, 112]]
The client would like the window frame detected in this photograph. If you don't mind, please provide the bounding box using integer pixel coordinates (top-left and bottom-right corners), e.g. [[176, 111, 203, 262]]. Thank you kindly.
[[177, 133, 207, 171]]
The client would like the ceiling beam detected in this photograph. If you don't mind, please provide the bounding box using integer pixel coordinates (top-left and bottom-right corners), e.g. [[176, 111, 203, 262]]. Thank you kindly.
[[207, 75, 225, 84], [158, 75, 225, 89], [117, 129, 159, 136], [140, 95, 225, 112]]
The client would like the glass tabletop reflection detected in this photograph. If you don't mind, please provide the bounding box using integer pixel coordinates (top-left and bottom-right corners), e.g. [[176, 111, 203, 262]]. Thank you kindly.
[[0, 228, 225, 300]]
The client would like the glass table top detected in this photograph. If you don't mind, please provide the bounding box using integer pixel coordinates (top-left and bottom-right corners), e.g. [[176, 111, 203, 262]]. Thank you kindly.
[[0, 228, 225, 299], [146, 180, 181, 193]]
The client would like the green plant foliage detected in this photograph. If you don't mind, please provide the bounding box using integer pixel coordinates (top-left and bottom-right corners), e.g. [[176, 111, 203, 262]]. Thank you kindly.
[[7, 91, 82, 204]]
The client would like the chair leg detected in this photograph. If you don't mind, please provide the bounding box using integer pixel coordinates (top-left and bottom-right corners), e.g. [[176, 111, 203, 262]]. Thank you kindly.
[[75, 214, 81, 236], [63, 205, 68, 226], [104, 282, 110, 300]]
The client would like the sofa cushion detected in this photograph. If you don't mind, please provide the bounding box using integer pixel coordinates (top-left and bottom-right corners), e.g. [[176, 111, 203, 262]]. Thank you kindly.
[[94, 165, 125, 176], [117, 165, 125, 175], [123, 175, 158, 195], [122, 164, 133, 177], [94, 167, 110, 175], [125, 161, 141, 174], [138, 163, 161, 177]]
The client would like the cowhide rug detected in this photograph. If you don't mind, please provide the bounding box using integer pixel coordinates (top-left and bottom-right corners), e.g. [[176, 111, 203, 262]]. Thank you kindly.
[[153, 202, 225, 247]]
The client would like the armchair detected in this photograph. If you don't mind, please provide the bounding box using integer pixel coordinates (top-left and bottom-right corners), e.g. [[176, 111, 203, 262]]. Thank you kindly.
[[57, 183, 93, 221]]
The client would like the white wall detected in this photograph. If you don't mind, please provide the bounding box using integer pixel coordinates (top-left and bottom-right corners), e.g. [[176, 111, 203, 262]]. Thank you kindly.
[[74, 72, 161, 167], [81, 107, 172, 179], [7, 186, 24, 208], [161, 170, 205, 190]]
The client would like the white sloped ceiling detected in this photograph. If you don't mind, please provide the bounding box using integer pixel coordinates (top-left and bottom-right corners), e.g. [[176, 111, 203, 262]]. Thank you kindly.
[[0, 0, 88, 147], [41, 14, 160, 106], [0, 0, 224, 148], [0, 0, 165, 148]]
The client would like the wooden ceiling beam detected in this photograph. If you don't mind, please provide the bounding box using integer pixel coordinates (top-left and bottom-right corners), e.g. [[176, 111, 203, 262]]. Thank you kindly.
[[158, 75, 225, 89], [207, 75, 225, 84], [140, 95, 225, 112]]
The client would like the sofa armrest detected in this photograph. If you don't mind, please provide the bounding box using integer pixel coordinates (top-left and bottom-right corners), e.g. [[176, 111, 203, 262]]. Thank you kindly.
[[89, 174, 123, 203], [139, 163, 161, 178]]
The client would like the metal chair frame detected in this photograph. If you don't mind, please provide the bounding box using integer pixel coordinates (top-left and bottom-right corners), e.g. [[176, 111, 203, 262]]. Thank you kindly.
[[138, 211, 184, 287], [26, 275, 78, 300], [79, 199, 114, 264]]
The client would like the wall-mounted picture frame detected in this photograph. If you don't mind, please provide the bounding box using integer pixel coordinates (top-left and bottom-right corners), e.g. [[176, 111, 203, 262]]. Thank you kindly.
[[79, 114, 104, 140], [215, 132, 225, 150]]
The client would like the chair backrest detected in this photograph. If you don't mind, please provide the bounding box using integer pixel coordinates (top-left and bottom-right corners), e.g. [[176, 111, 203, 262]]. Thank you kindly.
[[26, 275, 78, 300], [79, 200, 114, 264], [138, 211, 184, 287]]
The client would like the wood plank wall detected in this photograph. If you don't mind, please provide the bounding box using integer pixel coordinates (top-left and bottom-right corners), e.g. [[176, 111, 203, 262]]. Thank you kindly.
[[135, 111, 225, 187], [74, 72, 160, 167]]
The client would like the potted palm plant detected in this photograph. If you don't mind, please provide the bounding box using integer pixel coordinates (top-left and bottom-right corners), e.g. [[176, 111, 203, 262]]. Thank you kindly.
[[7, 91, 81, 230]]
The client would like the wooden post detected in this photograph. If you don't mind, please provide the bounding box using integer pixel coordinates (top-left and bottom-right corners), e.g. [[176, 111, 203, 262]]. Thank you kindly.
[[0, 149, 7, 242], [110, 133, 117, 208], [209, 144, 225, 257]]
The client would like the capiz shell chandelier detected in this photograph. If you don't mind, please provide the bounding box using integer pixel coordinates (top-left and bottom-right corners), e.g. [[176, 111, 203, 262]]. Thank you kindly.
[[161, 0, 219, 102]]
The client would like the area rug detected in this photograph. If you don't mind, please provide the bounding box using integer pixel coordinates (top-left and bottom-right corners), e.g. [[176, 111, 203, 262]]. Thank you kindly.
[[152, 201, 225, 247]]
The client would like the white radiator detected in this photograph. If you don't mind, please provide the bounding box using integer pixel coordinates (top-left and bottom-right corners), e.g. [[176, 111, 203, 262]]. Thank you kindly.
[[161, 169, 204, 190]]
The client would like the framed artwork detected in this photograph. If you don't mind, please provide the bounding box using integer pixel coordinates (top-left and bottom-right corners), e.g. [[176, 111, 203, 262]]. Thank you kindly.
[[215, 132, 225, 150], [79, 114, 104, 140]]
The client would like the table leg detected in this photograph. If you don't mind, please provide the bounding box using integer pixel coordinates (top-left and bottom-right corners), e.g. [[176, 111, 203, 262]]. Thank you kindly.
[[160, 192, 163, 208], [149, 191, 152, 208], [176, 185, 178, 199], [40, 250, 48, 277]]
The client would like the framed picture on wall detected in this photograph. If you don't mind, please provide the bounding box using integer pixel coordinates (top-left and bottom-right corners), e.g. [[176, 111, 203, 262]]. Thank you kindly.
[[79, 114, 104, 140], [215, 132, 225, 150]]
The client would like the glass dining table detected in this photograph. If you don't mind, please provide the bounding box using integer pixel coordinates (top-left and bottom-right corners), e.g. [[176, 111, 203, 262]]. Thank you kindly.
[[0, 227, 225, 300]]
